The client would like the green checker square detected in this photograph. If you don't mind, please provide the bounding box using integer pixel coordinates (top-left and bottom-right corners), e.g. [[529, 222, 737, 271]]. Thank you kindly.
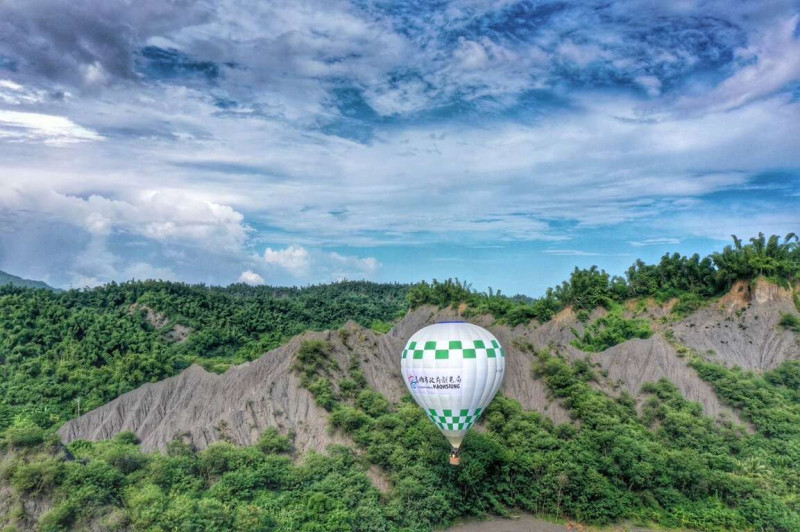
[[408, 341, 417, 349], [435, 349, 449, 359], [459, 409, 469, 416], [464, 415, 472, 423], [499, 348, 505, 357], [462, 348, 476, 359], [491, 339, 500, 348], [447, 423, 454, 430], [486, 348, 496, 358], [443, 409, 452, 416], [402, 350, 407, 359], [424, 340, 437, 350], [452, 416, 460, 423], [474, 408, 482, 415], [473, 339, 485, 348], [438, 416, 447, 423], [413, 350, 424, 359], [449, 340, 462, 349], [429, 409, 436, 415]]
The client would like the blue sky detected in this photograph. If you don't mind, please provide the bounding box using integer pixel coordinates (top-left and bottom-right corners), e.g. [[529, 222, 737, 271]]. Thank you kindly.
[[0, 0, 798, 296]]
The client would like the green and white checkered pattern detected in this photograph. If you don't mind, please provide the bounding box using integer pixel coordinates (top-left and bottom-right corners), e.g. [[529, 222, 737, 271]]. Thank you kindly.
[[426, 408, 483, 431], [402, 339, 505, 360]]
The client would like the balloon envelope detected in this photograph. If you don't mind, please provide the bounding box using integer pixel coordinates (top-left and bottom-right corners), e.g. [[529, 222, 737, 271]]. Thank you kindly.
[[400, 321, 505, 450]]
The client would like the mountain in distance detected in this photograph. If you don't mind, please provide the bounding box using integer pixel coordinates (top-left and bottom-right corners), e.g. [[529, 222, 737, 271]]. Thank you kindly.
[[0, 270, 55, 291]]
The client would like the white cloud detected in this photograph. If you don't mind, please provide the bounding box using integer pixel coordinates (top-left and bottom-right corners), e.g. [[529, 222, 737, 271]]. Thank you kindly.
[[0, 186, 249, 253], [668, 209, 800, 242], [0, 80, 46, 105], [0, 110, 103, 144], [454, 39, 492, 70], [676, 15, 800, 112], [65, 234, 178, 287], [263, 245, 311, 277], [543, 249, 601, 256], [261, 245, 380, 280], [329, 252, 379, 277], [629, 238, 681, 247], [556, 41, 609, 68], [238, 269, 265, 285], [635, 75, 662, 97], [123, 261, 177, 281]]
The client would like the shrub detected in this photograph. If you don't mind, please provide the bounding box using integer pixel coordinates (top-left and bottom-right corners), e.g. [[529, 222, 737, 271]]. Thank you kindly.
[[778, 312, 800, 332], [370, 320, 393, 334], [114, 431, 139, 445], [4, 426, 46, 449], [103, 445, 148, 474], [11, 459, 64, 494], [38, 501, 79, 532], [356, 390, 390, 417], [331, 406, 372, 432], [572, 313, 652, 352], [293, 340, 334, 384], [338, 378, 359, 399], [257, 428, 293, 455], [307, 378, 337, 411]]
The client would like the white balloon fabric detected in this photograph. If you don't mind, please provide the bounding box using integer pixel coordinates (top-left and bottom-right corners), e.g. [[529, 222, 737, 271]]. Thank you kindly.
[[400, 321, 505, 461]]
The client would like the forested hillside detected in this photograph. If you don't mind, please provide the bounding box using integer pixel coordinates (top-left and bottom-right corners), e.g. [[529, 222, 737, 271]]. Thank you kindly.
[[0, 271, 54, 291], [0, 280, 409, 432], [1, 233, 799, 531]]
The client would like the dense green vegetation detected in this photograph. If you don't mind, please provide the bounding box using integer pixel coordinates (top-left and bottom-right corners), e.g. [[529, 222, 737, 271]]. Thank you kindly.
[[5, 347, 800, 531], [0, 281, 409, 432], [2, 429, 387, 531], [1, 232, 799, 530]]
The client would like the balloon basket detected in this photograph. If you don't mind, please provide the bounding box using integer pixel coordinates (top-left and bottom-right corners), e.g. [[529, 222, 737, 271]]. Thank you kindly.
[[449, 447, 461, 466]]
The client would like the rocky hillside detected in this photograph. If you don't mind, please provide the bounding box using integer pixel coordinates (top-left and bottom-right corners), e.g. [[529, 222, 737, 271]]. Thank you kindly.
[[59, 278, 799, 454]]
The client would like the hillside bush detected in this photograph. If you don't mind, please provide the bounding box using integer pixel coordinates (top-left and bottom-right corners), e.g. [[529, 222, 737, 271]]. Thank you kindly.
[[571, 313, 653, 352]]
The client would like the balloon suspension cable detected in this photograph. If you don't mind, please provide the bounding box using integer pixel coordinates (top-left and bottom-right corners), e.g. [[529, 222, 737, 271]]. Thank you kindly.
[[449, 446, 461, 466]]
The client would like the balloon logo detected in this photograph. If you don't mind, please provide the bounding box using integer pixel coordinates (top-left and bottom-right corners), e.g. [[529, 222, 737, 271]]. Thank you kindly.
[[400, 321, 505, 465]]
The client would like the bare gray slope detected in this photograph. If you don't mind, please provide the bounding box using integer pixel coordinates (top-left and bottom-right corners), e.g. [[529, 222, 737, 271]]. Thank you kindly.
[[58, 320, 415, 453], [672, 279, 800, 371], [59, 281, 798, 453], [59, 336, 351, 454], [591, 336, 741, 422], [497, 306, 745, 424]]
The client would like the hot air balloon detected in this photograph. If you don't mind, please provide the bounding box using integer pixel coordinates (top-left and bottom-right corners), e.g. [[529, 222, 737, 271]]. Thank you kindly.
[[400, 321, 505, 465]]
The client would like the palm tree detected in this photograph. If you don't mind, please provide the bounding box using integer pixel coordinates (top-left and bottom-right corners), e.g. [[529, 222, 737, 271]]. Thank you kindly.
[[716, 233, 799, 282]]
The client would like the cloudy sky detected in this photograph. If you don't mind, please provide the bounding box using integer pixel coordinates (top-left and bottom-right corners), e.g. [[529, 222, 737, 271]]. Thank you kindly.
[[0, 0, 798, 295]]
